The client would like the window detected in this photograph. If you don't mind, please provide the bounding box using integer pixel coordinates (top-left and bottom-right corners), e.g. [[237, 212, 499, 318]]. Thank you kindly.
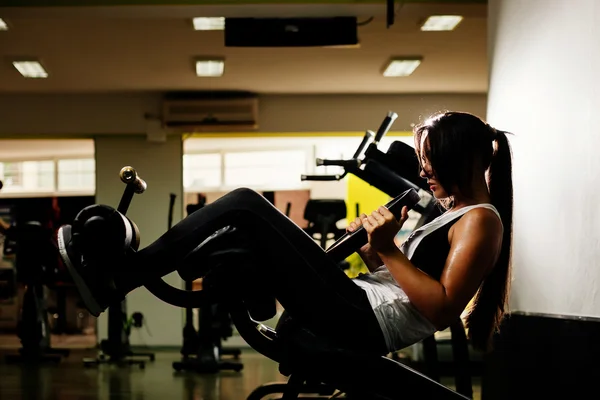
[[183, 148, 310, 193], [0, 158, 95, 196], [224, 150, 307, 190], [26, 160, 55, 190], [58, 159, 95, 192], [0, 162, 22, 188], [183, 153, 222, 190], [0, 161, 55, 193]]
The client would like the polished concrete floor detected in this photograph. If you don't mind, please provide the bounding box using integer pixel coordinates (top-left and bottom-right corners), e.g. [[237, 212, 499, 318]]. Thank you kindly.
[[0, 333, 96, 350], [0, 347, 481, 400], [0, 348, 287, 400]]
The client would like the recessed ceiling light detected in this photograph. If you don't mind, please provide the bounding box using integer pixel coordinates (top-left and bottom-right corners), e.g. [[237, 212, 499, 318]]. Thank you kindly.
[[13, 61, 48, 78], [420, 15, 463, 31], [193, 17, 225, 31], [382, 58, 422, 77], [0, 18, 8, 31], [195, 59, 224, 77]]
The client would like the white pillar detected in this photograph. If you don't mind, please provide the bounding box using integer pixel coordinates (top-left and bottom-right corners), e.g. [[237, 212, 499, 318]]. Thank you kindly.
[[94, 135, 183, 346], [487, 0, 600, 317], [484, 2, 600, 397]]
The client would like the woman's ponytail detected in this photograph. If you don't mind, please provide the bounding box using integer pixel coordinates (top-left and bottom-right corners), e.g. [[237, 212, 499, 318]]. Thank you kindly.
[[465, 129, 514, 352]]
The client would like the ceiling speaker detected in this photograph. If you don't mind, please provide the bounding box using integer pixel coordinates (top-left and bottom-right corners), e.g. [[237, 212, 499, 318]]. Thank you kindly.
[[225, 17, 358, 47]]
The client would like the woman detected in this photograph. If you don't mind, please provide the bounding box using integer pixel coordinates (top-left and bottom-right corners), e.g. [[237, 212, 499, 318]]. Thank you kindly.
[[58, 111, 512, 356], [350, 111, 512, 353]]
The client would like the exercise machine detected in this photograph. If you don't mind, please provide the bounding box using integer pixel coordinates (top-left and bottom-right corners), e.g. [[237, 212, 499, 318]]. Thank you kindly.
[[79, 183, 464, 399], [4, 220, 70, 363], [174, 194, 243, 373], [62, 113, 471, 399], [82, 168, 155, 369], [302, 113, 439, 230], [174, 297, 243, 373]]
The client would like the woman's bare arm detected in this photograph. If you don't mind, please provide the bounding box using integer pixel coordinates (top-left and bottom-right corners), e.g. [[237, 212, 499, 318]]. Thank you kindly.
[[374, 208, 502, 330], [357, 243, 384, 272]]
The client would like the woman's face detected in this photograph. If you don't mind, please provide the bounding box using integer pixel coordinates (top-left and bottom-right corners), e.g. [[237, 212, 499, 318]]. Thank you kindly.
[[418, 133, 450, 199]]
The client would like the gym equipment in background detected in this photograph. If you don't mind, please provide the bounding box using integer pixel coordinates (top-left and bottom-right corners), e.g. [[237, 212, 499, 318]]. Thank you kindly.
[[81, 167, 155, 369], [302, 199, 350, 270], [0, 194, 98, 337], [4, 221, 70, 364], [177, 195, 202, 370], [303, 200, 347, 250], [173, 194, 243, 373], [302, 112, 439, 230], [0, 188, 17, 302]]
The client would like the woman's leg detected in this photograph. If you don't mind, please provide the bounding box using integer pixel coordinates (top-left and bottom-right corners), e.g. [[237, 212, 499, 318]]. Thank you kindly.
[[60, 188, 387, 354], [136, 188, 387, 353]]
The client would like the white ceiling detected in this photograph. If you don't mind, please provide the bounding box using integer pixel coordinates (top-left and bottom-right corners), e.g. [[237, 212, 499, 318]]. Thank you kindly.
[[0, 3, 488, 94]]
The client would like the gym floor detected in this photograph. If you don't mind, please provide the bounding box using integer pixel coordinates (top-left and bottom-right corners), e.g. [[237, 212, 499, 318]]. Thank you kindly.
[[0, 347, 482, 400]]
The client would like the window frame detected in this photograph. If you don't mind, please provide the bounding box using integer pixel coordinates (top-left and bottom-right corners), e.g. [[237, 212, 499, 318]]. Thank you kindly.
[[0, 156, 96, 198]]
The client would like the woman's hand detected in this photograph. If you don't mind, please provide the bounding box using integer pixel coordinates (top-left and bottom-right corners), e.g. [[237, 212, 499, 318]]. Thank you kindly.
[[347, 213, 367, 233], [347, 214, 383, 271], [363, 206, 409, 254]]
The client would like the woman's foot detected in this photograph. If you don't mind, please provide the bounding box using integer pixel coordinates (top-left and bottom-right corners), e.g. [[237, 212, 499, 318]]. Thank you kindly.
[[57, 224, 126, 317]]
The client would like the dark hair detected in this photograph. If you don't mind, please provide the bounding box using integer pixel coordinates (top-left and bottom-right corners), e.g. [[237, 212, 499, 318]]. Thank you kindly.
[[413, 111, 513, 352]]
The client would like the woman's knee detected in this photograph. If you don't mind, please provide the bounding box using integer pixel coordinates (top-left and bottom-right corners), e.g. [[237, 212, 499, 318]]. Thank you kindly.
[[229, 187, 263, 200], [228, 188, 274, 211]]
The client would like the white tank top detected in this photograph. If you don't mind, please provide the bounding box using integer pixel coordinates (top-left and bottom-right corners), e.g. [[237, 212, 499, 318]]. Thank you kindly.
[[353, 203, 502, 353]]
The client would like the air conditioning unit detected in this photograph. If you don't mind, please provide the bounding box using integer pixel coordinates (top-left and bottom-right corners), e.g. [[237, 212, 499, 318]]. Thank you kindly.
[[162, 96, 258, 132]]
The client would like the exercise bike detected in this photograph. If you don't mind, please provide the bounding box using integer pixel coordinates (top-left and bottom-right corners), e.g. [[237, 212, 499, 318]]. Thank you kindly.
[[174, 194, 243, 373], [4, 220, 70, 364]]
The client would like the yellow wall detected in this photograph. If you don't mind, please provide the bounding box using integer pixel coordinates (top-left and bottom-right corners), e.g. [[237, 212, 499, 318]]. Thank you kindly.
[[343, 174, 393, 278], [346, 174, 392, 220]]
